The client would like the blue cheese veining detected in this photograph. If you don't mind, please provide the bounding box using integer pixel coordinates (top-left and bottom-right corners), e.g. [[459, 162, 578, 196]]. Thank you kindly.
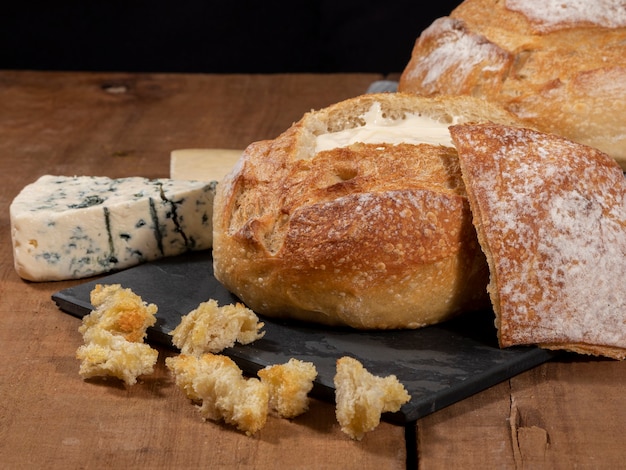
[[10, 175, 216, 281]]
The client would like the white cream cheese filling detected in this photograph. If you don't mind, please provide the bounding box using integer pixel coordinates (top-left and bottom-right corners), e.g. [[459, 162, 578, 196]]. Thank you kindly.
[[315, 102, 458, 153]]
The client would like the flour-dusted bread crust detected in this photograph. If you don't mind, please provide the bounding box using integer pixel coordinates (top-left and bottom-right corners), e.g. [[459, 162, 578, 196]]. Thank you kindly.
[[212, 93, 523, 329], [398, 0, 626, 170], [450, 123, 626, 359]]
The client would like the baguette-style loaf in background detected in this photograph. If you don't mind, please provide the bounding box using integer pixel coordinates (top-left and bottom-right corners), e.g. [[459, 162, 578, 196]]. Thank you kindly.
[[398, 0, 626, 170], [212, 93, 523, 329]]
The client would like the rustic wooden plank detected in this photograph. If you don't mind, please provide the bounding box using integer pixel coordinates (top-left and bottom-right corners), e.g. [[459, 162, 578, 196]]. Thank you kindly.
[[415, 380, 516, 469], [415, 356, 626, 468], [0, 71, 407, 469], [0, 285, 406, 468], [0, 71, 379, 181], [3, 70, 626, 469], [509, 359, 626, 468]]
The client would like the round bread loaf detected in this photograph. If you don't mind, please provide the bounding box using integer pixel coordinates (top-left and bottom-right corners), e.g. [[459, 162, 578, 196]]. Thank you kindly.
[[212, 93, 522, 329], [398, 0, 626, 170]]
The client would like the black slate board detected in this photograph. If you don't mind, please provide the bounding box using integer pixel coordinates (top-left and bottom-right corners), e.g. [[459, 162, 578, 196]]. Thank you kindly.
[[53, 250, 555, 424]]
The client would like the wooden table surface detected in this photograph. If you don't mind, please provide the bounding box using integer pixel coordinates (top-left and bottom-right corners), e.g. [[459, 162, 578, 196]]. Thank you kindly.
[[1, 70, 625, 469]]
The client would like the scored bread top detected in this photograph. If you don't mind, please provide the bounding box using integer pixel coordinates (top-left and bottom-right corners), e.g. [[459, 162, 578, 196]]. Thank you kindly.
[[450, 123, 626, 359]]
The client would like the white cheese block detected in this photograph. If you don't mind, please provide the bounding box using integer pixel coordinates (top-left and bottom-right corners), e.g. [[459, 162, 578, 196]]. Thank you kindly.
[[10, 175, 216, 281], [170, 148, 242, 181]]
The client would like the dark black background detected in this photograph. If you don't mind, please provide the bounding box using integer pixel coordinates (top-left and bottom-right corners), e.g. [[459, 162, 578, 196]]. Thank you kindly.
[[2, 1, 461, 74]]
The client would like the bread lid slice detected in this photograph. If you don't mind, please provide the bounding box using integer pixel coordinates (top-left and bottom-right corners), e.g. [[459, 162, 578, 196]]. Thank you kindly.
[[449, 123, 626, 359]]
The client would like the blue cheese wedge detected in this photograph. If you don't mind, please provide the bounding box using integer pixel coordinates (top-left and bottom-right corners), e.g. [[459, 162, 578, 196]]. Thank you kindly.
[[10, 175, 216, 281]]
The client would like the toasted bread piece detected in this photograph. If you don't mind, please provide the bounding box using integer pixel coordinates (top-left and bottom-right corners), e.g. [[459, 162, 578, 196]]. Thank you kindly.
[[450, 123, 626, 359], [166, 353, 269, 435], [82, 284, 157, 343], [258, 358, 318, 419], [76, 284, 158, 385], [170, 300, 264, 356], [334, 356, 410, 440], [76, 329, 159, 386]]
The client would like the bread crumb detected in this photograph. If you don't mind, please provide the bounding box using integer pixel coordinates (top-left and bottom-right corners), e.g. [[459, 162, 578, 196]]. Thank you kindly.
[[258, 358, 318, 418], [76, 284, 158, 386], [170, 299, 264, 355], [334, 356, 410, 440], [166, 353, 269, 436]]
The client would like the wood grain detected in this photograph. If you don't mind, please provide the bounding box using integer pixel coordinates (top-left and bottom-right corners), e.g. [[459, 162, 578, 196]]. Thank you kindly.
[[2, 70, 626, 469], [0, 71, 406, 469]]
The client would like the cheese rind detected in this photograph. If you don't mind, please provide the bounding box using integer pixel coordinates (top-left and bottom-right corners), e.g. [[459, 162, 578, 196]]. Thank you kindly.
[[10, 175, 215, 281]]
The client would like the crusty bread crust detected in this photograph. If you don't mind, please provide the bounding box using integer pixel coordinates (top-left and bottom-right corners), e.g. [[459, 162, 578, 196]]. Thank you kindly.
[[450, 123, 626, 359], [212, 93, 523, 329], [398, 0, 626, 170]]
